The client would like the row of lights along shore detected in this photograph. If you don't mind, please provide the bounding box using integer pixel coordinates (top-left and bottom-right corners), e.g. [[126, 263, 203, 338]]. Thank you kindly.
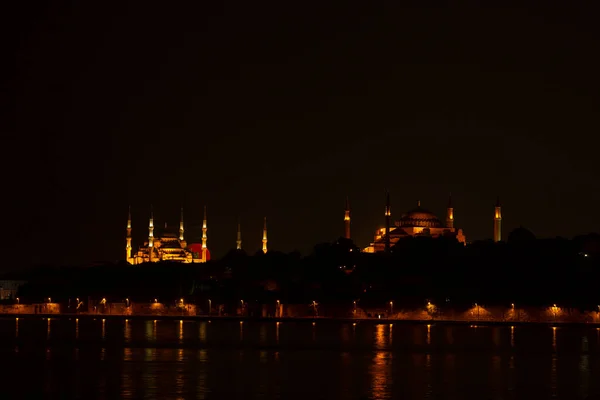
[[35, 297, 600, 319]]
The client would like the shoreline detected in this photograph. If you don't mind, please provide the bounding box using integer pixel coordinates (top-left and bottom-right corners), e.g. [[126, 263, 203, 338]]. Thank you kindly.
[[3, 313, 600, 327]]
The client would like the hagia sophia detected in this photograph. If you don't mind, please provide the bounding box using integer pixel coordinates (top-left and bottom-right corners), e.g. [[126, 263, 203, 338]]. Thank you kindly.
[[124, 194, 502, 264], [359, 193, 502, 252]]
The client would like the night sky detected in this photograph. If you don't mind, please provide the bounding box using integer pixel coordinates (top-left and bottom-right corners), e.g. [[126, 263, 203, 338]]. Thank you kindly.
[[2, 3, 600, 269]]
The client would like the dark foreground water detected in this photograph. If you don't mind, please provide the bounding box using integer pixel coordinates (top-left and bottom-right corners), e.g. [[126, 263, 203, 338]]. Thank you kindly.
[[2, 318, 600, 399]]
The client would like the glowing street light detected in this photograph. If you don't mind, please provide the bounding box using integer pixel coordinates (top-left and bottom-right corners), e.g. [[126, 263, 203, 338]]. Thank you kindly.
[[389, 301, 393, 317], [208, 299, 212, 315]]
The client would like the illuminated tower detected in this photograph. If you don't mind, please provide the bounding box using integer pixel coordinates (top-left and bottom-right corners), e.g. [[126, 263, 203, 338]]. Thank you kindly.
[[384, 190, 391, 253], [126, 206, 132, 262], [344, 197, 351, 239], [494, 196, 502, 242], [148, 206, 155, 262], [262, 217, 268, 254], [446, 193, 454, 229], [179, 207, 185, 241], [236, 220, 242, 250], [201, 206, 207, 262]]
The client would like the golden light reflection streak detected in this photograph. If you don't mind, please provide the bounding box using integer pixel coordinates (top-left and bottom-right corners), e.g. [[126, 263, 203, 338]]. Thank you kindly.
[[510, 326, 515, 347], [176, 348, 185, 397], [240, 321, 244, 341], [276, 321, 280, 344], [15, 318, 18, 338], [179, 320, 184, 344], [47, 318, 51, 339], [372, 325, 389, 399], [102, 319, 106, 340], [552, 326, 557, 351], [427, 324, 431, 345], [199, 322, 207, 343], [75, 318, 79, 340], [124, 319, 131, 343]]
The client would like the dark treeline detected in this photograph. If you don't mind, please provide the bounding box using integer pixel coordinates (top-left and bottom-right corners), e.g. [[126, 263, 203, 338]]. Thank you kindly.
[[8, 229, 600, 310]]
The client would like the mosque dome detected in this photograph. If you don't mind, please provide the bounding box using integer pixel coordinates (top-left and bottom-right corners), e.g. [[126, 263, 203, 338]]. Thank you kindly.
[[397, 204, 443, 228]]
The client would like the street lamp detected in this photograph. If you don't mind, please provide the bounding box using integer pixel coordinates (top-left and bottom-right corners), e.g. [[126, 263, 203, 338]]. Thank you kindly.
[[389, 301, 393, 317], [208, 299, 212, 315]]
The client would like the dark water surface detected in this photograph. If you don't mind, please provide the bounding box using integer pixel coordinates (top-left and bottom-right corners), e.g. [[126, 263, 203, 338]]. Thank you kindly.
[[2, 317, 600, 399]]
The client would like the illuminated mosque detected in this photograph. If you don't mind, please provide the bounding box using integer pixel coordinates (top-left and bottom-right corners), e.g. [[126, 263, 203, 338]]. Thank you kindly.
[[342, 193, 503, 253], [125, 205, 270, 265]]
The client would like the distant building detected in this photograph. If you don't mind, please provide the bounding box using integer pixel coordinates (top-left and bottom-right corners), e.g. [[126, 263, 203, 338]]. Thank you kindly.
[[0, 280, 26, 300], [359, 193, 504, 253], [127, 206, 210, 264]]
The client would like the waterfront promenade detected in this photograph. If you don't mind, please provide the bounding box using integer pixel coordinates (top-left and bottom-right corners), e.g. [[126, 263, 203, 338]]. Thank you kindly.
[[2, 302, 600, 326]]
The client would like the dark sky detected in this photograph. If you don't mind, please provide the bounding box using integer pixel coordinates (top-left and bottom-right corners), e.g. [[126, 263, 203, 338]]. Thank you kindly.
[[2, 3, 600, 269]]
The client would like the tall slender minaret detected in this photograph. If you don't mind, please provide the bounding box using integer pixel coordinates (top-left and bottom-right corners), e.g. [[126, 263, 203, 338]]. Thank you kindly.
[[446, 193, 454, 229], [126, 206, 132, 262], [236, 219, 242, 250], [262, 217, 268, 254], [344, 197, 351, 239], [148, 205, 154, 262], [179, 207, 185, 241], [384, 190, 391, 253], [201, 206, 208, 262], [494, 196, 502, 242]]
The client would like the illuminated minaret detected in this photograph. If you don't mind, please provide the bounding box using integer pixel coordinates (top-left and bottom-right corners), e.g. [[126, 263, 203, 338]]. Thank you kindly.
[[494, 196, 502, 242], [236, 220, 242, 250], [126, 206, 132, 262], [384, 190, 391, 253], [201, 206, 207, 262], [446, 193, 454, 229], [344, 197, 351, 239], [262, 217, 268, 254], [179, 207, 185, 241], [148, 206, 155, 262]]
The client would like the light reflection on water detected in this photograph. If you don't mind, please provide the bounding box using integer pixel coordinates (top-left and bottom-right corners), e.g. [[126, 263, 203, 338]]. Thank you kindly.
[[2, 318, 600, 399]]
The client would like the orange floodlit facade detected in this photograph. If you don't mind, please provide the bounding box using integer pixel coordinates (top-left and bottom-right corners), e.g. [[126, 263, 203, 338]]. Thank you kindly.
[[363, 198, 467, 253], [126, 206, 211, 264]]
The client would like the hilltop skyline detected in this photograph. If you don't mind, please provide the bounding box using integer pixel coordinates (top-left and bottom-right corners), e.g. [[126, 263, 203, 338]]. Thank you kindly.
[[2, 3, 600, 268]]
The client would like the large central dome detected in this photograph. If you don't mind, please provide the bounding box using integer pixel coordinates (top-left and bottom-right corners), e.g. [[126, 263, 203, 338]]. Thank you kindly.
[[397, 205, 443, 228]]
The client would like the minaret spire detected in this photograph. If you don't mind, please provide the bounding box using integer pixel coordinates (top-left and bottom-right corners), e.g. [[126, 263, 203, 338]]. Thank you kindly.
[[126, 205, 132, 263], [446, 193, 454, 229], [179, 207, 185, 241], [236, 219, 242, 250], [201, 205, 207, 262], [262, 217, 268, 254], [384, 190, 391, 253], [494, 196, 502, 242], [148, 205, 154, 262], [344, 197, 351, 240]]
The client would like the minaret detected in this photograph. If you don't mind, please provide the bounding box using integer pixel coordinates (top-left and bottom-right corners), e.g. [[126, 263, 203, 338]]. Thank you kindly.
[[201, 206, 207, 262], [344, 197, 351, 239], [236, 220, 242, 250], [148, 205, 154, 262], [179, 207, 185, 241], [494, 196, 502, 242], [262, 217, 268, 254], [446, 193, 454, 229], [126, 206, 132, 262], [384, 190, 391, 253]]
